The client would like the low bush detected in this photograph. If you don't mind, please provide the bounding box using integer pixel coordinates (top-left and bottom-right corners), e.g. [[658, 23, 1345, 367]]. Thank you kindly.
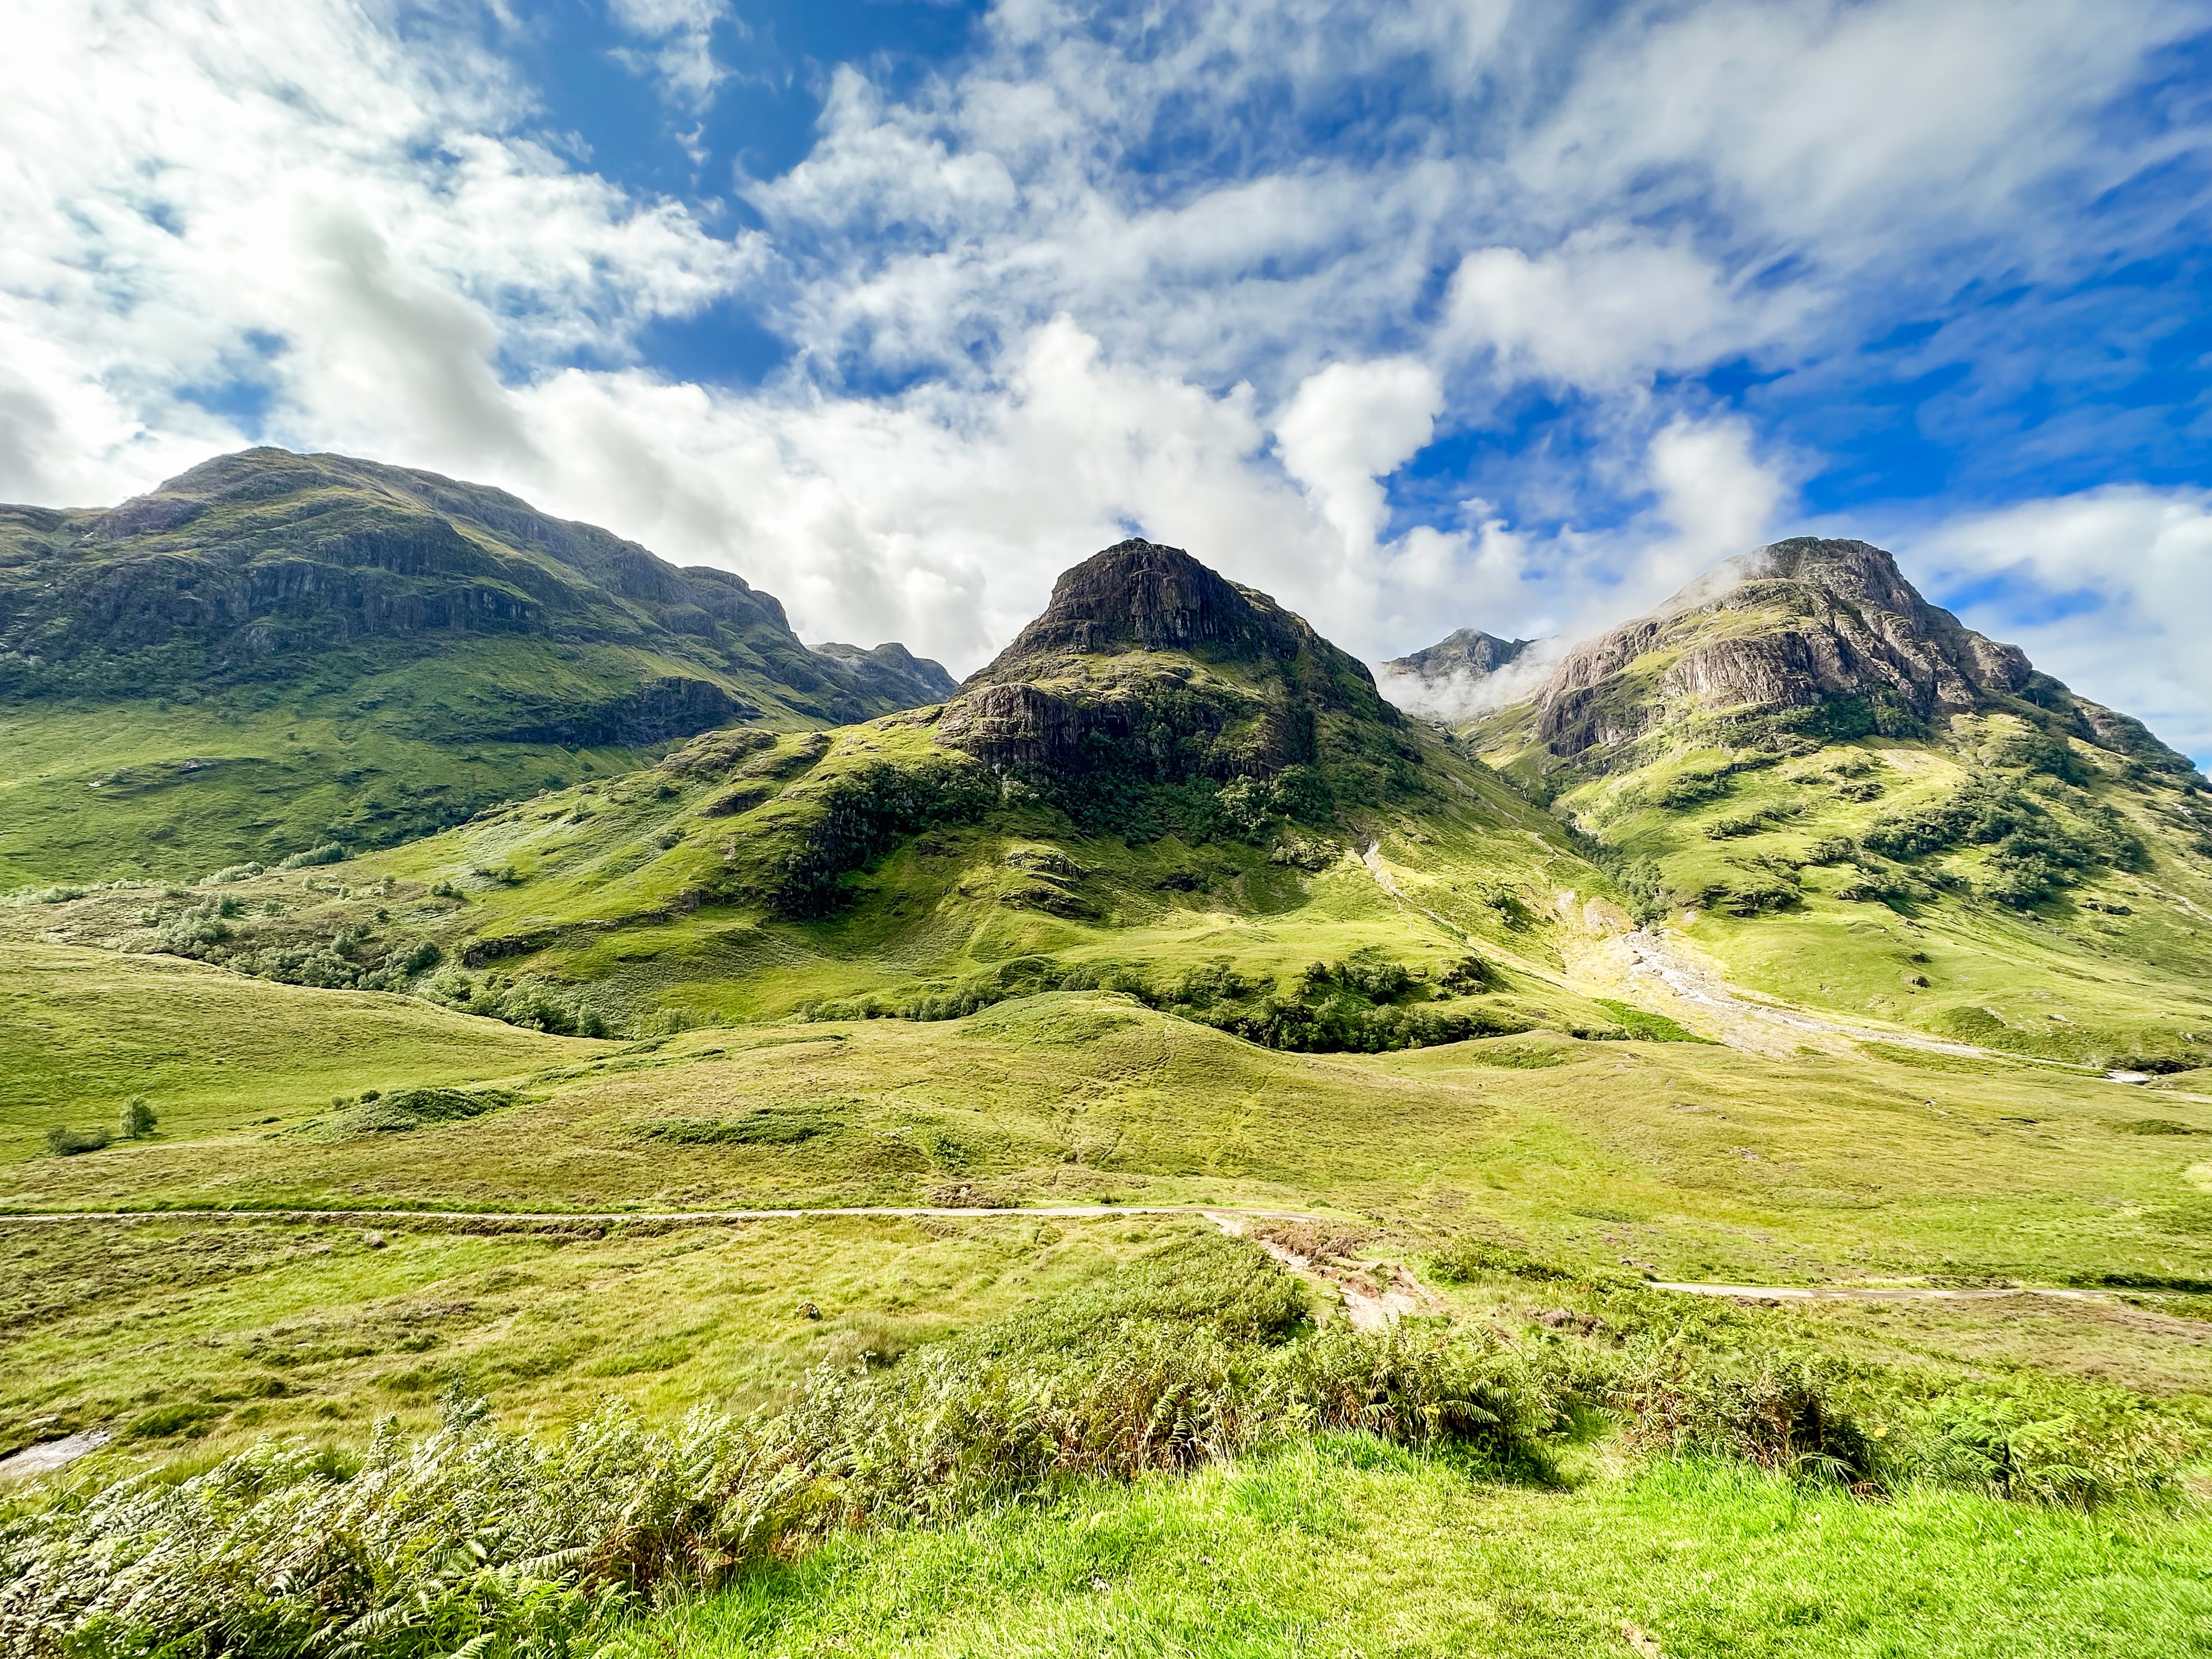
[[43, 1126, 110, 1157], [624, 1107, 843, 1147], [1613, 1337, 1876, 1484], [802, 950, 1525, 1055]]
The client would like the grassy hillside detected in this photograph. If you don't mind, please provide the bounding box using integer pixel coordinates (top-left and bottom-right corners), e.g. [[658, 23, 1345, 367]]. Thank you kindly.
[[1454, 541, 2212, 1071], [626, 1442, 2212, 1658], [0, 449, 952, 882], [5, 535, 2209, 1659]]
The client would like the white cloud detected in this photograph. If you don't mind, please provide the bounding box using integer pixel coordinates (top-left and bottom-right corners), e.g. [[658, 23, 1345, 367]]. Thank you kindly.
[[608, 0, 731, 118], [1910, 486, 2212, 764], [1274, 358, 1442, 549], [0, 0, 749, 499], [0, 0, 2200, 760], [1444, 229, 1796, 391]]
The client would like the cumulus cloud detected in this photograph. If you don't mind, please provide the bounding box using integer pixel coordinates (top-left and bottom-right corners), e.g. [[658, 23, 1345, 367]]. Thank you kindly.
[[1444, 229, 1797, 390], [0, 0, 749, 501], [1274, 358, 1442, 549], [0, 0, 2202, 747]]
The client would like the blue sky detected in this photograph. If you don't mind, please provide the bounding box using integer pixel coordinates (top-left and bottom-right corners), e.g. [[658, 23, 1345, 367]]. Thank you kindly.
[[6, 1, 2211, 760]]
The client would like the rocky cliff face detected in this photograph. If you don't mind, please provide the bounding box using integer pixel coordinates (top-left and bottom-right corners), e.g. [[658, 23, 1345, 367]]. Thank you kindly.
[[1485, 536, 2193, 775], [935, 540, 1403, 790], [0, 448, 948, 733]]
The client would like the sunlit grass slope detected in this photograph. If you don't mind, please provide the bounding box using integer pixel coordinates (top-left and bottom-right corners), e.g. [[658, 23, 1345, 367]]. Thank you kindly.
[[9, 706, 1666, 1048], [0, 1209, 1196, 1463], [624, 1439, 2212, 1659], [7, 986, 2209, 1298], [0, 940, 601, 1159], [0, 685, 657, 888], [1471, 708, 2212, 1070]]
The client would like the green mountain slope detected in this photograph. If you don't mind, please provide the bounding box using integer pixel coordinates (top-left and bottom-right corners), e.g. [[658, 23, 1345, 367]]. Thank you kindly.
[[1445, 537, 2212, 1069], [22, 541, 1679, 1051], [0, 448, 952, 883]]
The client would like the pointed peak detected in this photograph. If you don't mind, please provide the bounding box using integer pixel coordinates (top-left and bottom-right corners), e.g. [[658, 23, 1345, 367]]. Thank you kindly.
[[1386, 628, 1536, 680], [972, 539, 1278, 676]]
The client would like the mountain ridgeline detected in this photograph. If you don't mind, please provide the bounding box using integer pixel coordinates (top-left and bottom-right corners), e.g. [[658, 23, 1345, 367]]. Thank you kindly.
[[0, 449, 952, 881], [7, 503, 2212, 1072], [1473, 539, 2194, 782], [935, 540, 1421, 832]]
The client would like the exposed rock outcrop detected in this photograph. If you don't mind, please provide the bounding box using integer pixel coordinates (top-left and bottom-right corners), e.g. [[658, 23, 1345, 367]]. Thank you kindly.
[[936, 540, 1403, 791], [1494, 536, 2194, 776], [1531, 539, 2024, 756]]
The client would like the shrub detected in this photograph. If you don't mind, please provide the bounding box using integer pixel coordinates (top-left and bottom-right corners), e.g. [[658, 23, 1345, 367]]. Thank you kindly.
[[275, 843, 346, 869], [117, 1096, 157, 1139], [0, 1237, 1550, 1658], [1888, 1381, 2192, 1506], [1612, 1338, 1874, 1483], [1430, 1237, 1571, 1283], [44, 1125, 110, 1156], [624, 1108, 842, 1147]]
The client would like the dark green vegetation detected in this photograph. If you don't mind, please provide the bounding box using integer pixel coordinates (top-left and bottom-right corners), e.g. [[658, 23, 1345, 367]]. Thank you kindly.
[[4, 520, 2212, 1657], [0, 449, 951, 883]]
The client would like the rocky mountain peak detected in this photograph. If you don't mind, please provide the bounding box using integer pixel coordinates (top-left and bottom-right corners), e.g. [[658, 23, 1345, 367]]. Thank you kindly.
[[937, 539, 1406, 804], [1527, 536, 2032, 759], [965, 539, 1290, 683], [1501, 535, 2192, 775], [1385, 628, 1535, 682]]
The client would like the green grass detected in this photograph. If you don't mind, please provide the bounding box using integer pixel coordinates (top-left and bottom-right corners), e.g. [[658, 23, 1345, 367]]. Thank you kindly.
[[0, 1211, 1200, 1463], [622, 1437, 2212, 1658], [0, 941, 600, 1159], [6, 980, 2212, 1295], [0, 681, 670, 887], [1513, 722, 2212, 1071]]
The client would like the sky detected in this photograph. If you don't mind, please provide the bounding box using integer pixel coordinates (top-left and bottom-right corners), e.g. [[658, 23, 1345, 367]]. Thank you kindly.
[[5, 1, 2211, 763]]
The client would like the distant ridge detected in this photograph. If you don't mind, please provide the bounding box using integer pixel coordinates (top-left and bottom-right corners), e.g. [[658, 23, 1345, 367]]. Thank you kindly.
[[1493, 536, 2199, 778], [1386, 628, 1535, 684], [0, 448, 953, 879]]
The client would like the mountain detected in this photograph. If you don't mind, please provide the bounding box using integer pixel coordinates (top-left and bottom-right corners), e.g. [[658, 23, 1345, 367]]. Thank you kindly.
[[1386, 628, 1535, 684], [1493, 538, 2192, 779], [1377, 627, 1545, 722], [935, 540, 1419, 826], [53, 536, 1646, 1054], [0, 448, 950, 882], [1461, 536, 2212, 1069]]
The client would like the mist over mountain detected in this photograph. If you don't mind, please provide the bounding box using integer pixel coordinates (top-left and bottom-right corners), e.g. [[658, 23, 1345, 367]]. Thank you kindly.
[[1377, 627, 1559, 725]]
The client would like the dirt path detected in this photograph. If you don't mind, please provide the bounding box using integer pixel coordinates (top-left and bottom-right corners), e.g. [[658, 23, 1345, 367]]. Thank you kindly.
[[1611, 929, 1993, 1059], [0, 1429, 111, 1484], [1349, 842, 2051, 1069]]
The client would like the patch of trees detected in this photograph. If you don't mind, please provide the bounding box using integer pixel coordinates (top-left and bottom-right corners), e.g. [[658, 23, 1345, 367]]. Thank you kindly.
[[801, 947, 1525, 1055]]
